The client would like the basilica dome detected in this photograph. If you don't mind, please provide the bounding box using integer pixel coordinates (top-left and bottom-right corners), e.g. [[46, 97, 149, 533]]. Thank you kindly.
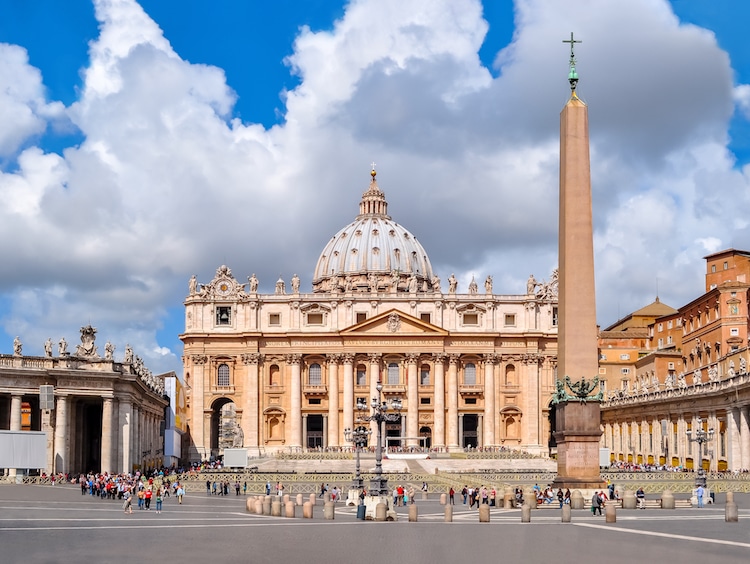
[[312, 169, 435, 294]]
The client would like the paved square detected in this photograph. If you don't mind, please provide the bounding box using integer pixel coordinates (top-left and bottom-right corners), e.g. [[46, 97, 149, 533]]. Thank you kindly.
[[1, 485, 748, 564]]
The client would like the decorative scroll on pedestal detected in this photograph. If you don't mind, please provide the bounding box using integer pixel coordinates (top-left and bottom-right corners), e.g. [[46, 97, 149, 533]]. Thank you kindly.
[[552, 375, 603, 404]]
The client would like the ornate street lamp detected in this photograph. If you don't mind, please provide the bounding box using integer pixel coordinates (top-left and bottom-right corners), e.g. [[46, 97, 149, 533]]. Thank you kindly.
[[344, 397, 371, 503], [358, 380, 402, 497], [686, 416, 714, 487]]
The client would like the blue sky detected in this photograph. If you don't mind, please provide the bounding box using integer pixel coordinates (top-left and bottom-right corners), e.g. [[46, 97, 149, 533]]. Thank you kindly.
[[1, 0, 749, 376]]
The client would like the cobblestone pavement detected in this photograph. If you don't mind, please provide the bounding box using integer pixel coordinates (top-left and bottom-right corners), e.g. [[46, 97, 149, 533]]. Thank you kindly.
[[0, 485, 748, 564]]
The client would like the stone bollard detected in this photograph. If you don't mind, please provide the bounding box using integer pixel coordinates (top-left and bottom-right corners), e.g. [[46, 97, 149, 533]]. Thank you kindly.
[[324, 501, 335, 520], [524, 487, 536, 509], [478, 504, 490, 523], [726, 492, 739, 522], [521, 504, 531, 523], [283, 494, 290, 504], [571, 490, 584, 510], [440, 493, 447, 505], [254, 499, 263, 514], [421, 491, 428, 501], [561, 504, 571, 523], [285, 501, 296, 518], [409, 504, 418, 522], [622, 490, 637, 510], [660, 490, 675, 510], [296, 494, 304, 506], [246, 498, 255, 513], [271, 500, 282, 517], [375, 502, 387, 521], [303, 501, 313, 519], [262, 498, 272, 515], [605, 503, 616, 523], [309, 493, 316, 507], [324, 492, 331, 503], [504, 487, 514, 509], [444, 504, 453, 522]]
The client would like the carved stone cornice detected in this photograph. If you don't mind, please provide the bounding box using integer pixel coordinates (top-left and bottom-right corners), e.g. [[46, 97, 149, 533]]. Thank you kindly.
[[191, 355, 208, 365]]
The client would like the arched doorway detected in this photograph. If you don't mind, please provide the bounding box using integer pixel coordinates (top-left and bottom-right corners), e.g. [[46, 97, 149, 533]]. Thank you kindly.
[[210, 398, 238, 460], [419, 426, 432, 449]]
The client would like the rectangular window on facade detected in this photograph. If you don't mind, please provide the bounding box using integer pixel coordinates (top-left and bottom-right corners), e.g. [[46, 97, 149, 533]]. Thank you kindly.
[[552, 307, 558, 326], [269, 313, 281, 326], [420, 313, 431, 323], [463, 313, 479, 325], [356, 312, 367, 323], [356, 368, 366, 386], [504, 314, 516, 326], [216, 306, 231, 325], [420, 397, 431, 405], [598, 367, 606, 375], [309, 398, 321, 405], [667, 320, 673, 329], [387, 362, 400, 385], [420, 367, 430, 386], [731, 327, 739, 336], [217, 364, 230, 386], [657, 338, 663, 348], [308, 363, 322, 386], [658, 323, 663, 332], [465, 398, 477, 405], [667, 335, 673, 344], [620, 354, 630, 360], [621, 368, 629, 375], [307, 313, 324, 325]]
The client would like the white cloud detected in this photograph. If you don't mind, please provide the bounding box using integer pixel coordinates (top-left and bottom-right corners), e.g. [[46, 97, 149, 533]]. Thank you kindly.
[[1, 0, 749, 373]]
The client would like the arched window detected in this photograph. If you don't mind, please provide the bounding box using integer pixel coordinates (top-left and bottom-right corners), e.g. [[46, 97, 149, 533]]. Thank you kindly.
[[356, 364, 367, 386], [309, 363, 322, 386], [217, 363, 230, 387], [464, 363, 476, 385], [388, 362, 399, 385], [420, 364, 431, 386]]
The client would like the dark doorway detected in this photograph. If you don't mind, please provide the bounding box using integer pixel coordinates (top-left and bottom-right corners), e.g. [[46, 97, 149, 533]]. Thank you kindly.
[[462, 414, 478, 448], [307, 414, 323, 449], [80, 401, 102, 473], [419, 426, 432, 449]]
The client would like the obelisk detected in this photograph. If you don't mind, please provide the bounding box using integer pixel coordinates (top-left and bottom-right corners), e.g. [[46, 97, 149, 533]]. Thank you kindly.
[[552, 33, 604, 489]]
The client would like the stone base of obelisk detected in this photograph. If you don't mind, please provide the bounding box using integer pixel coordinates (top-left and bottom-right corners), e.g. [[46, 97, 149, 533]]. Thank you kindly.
[[551, 400, 606, 490]]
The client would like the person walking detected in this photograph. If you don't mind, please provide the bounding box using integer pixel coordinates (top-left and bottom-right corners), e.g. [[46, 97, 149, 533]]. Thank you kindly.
[[155, 488, 163, 514], [636, 487, 646, 509], [122, 488, 133, 514], [449, 487, 455, 505], [696, 484, 704, 508], [591, 491, 603, 515]]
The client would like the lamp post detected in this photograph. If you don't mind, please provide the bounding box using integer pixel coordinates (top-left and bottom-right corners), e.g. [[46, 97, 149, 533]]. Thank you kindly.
[[358, 380, 402, 496], [686, 416, 714, 487], [344, 398, 371, 499]]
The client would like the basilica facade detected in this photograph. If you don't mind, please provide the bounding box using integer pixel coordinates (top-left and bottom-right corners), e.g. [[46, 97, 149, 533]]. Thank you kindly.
[[181, 170, 559, 461]]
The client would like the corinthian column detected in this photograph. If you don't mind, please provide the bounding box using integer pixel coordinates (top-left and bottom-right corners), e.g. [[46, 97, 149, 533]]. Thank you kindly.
[[433, 354, 446, 450], [483, 354, 496, 447], [406, 353, 419, 447], [54, 396, 69, 475], [327, 354, 340, 447], [287, 354, 302, 449], [242, 353, 261, 453], [342, 355, 354, 435], [447, 354, 459, 451]]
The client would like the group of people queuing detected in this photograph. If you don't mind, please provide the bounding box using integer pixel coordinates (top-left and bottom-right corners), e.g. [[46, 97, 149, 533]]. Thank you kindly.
[[459, 485, 498, 507], [207, 480, 247, 496], [76, 472, 183, 515]]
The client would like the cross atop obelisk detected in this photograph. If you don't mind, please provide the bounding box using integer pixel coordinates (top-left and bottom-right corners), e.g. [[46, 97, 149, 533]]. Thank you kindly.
[[562, 32, 582, 91]]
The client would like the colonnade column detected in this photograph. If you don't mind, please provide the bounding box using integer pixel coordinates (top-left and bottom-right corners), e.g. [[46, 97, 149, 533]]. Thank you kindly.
[[302, 414, 308, 451], [433, 354, 446, 450], [118, 399, 132, 473], [288, 354, 302, 450], [101, 398, 113, 474], [483, 354, 496, 447], [730, 407, 742, 471], [740, 406, 750, 470], [327, 354, 340, 448], [54, 396, 68, 475], [458, 413, 464, 449], [9, 395, 22, 477], [342, 355, 354, 438], [190, 355, 207, 459], [406, 353, 419, 447], [447, 355, 459, 451], [368, 353, 381, 439], [708, 411, 719, 472], [243, 353, 261, 453]]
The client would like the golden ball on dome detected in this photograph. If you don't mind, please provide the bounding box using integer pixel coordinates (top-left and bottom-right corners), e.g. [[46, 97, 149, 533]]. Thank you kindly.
[[371, 169, 377, 177]]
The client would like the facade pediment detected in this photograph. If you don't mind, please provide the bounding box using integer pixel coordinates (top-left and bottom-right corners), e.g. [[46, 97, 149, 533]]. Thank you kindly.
[[340, 309, 448, 336]]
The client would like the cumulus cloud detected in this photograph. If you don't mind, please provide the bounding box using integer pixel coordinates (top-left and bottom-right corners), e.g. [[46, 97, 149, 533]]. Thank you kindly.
[[1, 0, 749, 374]]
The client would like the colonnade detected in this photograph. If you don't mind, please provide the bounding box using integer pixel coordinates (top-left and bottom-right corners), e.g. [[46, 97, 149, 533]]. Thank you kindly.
[[602, 405, 750, 472]]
